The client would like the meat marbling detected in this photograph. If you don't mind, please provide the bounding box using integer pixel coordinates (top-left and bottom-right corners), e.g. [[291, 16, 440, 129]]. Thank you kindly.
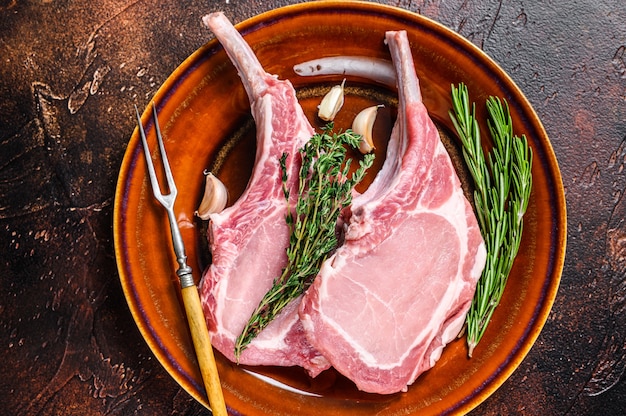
[[198, 12, 329, 376], [298, 30, 487, 394]]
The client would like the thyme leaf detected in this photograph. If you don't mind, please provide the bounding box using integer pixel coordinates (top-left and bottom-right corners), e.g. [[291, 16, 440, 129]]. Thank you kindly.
[[234, 124, 375, 358]]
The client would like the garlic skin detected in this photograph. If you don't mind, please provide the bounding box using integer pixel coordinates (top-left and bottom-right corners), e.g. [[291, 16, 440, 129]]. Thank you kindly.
[[317, 79, 346, 121], [195, 171, 228, 219], [352, 105, 382, 154]]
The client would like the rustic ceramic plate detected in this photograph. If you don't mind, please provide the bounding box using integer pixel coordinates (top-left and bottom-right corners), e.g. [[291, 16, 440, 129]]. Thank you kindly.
[[114, 1, 566, 414]]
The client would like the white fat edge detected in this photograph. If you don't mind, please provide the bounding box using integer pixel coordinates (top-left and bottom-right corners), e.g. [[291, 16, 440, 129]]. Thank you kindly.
[[425, 309, 467, 369], [310, 145, 483, 375], [417, 150, 487, 285], [293, 56, 396, 87], [316, 250, 436, 371], [315, 249, 343, 299], [313, 206, 450, 371], [313, 250, 383, 367], [248, 298, 302, 349], [246, 335, 288, 351], [242, 369, 323, 397], [404, 193, 481, 375], [416, 142, 475, 263], [212, 238, 278, 338], [313, 165, 482, 377], [469, 220, 488, 279], [317, 307, 381, 368], [222, 310, 293, 359], [397, 198, 476, 376], [440, 311, 468, 346]]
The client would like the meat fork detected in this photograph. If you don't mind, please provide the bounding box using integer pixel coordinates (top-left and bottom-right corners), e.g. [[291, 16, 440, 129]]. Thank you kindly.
[[135, 103, 227, 416]]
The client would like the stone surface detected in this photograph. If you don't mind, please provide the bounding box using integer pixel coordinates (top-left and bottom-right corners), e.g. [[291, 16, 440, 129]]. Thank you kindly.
[[1, 0, 625, 414]]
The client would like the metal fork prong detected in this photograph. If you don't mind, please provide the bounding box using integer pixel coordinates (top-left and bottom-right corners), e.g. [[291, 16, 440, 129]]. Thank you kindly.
[[136, 102, 189, 281], [152, 102, 177, 200], [133, 104, 227, 414], [135, 104, 165, 205]]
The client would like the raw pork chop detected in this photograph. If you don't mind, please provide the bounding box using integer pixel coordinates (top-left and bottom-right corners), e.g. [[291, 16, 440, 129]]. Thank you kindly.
[[299, 30, 487, 394], [198, 12, 329, 376]]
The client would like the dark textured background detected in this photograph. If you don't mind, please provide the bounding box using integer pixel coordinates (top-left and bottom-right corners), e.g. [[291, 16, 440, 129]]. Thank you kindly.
[[1, 0, 625, 414]]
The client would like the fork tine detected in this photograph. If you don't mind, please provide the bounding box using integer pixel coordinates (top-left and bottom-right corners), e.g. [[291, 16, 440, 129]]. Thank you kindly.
[[134, 104, 227, 415], [136, 103, 178, 207], [135, 105, 163, 202], [152, 102, 177, 199]]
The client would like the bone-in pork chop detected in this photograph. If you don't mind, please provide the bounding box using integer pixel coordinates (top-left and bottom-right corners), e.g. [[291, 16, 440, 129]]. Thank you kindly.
[[299, 30, 487, 394], [198, 12, 329, 377]]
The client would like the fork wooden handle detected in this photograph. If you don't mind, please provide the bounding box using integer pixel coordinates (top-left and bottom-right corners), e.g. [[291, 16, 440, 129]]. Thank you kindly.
[[181, 284, 228, 416]]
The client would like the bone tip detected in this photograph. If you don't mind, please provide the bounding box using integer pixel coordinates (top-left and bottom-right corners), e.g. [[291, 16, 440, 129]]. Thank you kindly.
[[385, 30, 408, 43], [202, 12, 224, 28]]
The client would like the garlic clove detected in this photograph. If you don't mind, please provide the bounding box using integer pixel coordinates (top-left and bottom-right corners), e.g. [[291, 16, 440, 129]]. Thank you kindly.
[[195, 171, 228, 219], [352, 105, 382, 154], [317, 79, 346, 121]]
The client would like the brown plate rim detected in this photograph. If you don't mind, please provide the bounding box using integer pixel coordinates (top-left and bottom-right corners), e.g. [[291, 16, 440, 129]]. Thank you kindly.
[[113, 1, 567, 414]]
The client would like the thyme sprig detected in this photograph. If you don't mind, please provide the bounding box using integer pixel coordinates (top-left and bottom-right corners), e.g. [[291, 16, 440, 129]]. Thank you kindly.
[[234, 124, 375, 358], [449, 83, 533, 357]]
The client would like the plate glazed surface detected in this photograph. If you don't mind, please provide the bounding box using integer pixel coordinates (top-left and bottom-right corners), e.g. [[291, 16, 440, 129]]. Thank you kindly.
[[114, 2, 566, 414]]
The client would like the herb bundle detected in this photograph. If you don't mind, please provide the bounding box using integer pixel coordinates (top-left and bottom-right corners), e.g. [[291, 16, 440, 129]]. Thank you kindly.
[[234, 125, 375, 358], [449, 83, 533, 357]]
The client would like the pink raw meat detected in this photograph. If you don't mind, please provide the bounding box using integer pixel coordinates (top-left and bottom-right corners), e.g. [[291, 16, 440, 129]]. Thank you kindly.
[[198, 12, 329, 376], [299, 30, 487, 394]]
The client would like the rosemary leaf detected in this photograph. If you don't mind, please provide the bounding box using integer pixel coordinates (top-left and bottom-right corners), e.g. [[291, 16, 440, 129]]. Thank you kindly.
[[449, 83, 533, 357]]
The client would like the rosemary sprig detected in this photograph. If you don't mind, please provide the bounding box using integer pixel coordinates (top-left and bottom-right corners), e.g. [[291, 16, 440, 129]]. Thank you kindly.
[[449, 83, 533, 357], [234, 124, 375, 358]]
